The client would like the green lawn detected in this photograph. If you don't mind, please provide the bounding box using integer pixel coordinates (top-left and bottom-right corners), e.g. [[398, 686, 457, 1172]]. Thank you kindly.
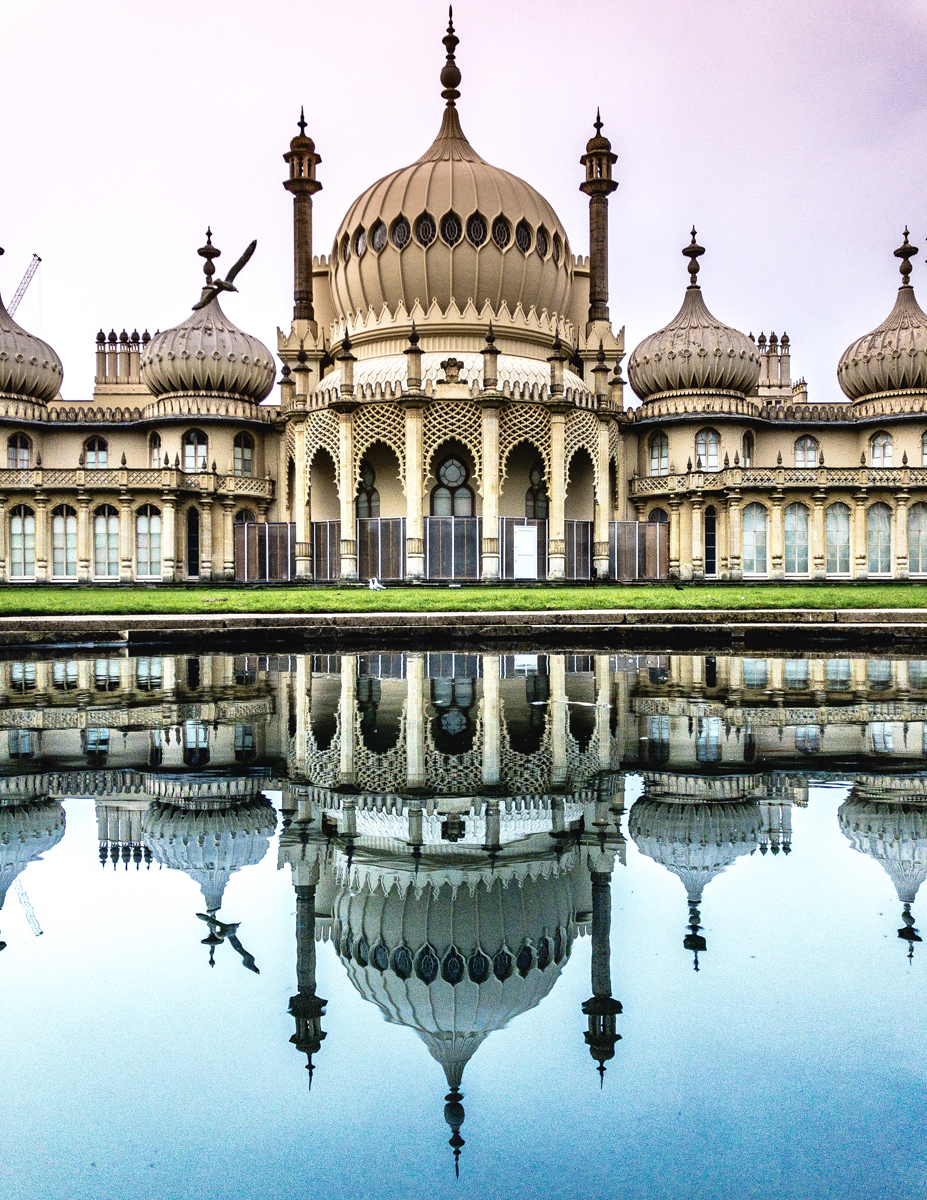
[[0, 582, 924, 616]]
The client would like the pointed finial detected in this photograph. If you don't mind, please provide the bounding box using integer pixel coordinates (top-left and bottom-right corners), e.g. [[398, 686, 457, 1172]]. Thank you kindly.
[[409, 319, 420, 347], [485, 320, 495, 347], [198, 227, 221, 283], [444, 1086, 466, 1178], [894, 227, 918, 287], [682, 227, 705, 286], [297, 106, 307, 137], [440, 6, 461, 107], [594, 107, 603, 136]]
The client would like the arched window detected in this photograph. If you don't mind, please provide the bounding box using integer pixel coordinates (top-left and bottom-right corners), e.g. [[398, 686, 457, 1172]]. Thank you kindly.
[[182, 429, 208, 473], [431, 456, 473, 516], [867, 502, 892, 574], [650, 432, 669, 476], [355, 459, 380, 518], [182, 720, 210, 767], [51, 504, 78, 578], [233, 432, 254, 477], [648, 508, 669, 523], [794, 435, 818, 467], [909, 503, 927, 575], [922, 431, 927, 467], [784, 503, 809, 574], [9, 505, 35, 578], [826, 503, 851, 575], [94, 505, 120, 577], [186, 508, 200, 577], [149, 432, 161, 468], [84, 727, 110, 765], [235, 508, 256, 524], [525, 461, 549, 518], [704, 505, 717, 576], [695, 428, 720, 471], [7, 434, 30, 469], [136, 505, 162, 578], [742, 502, 768, 575], [741, 432, 754, 468], [84, 436, 107, 469], [870, 431, 893, 467]]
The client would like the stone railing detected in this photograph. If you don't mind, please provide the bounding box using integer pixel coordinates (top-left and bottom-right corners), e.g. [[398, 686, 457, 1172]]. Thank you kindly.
[[0, 396, 277, 425], [0, 466, 275, 498], [630, 465, 927, 497]]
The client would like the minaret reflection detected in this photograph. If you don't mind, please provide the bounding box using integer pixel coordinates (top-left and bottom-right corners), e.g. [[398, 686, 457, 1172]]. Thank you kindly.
[[0, 793, 65, 951], [839, 776, 927, 959], [282, 651, 626, 1171]]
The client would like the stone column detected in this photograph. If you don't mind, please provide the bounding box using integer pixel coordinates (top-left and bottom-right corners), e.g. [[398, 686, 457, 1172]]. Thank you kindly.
[[33, 494, 48, 582], [727, 490, 743, 580], [853, 491, 868, 579], [339, 654, 356, 786], [718, 500, 729, 578], [595, 654, 612, 770], [550, 654, 568, 786], [161, 496, 176, 581], [593, 415, 611, 578], [690, 496, 704, 580], [404, 400, 426, 581], [811, 490, 826, 580], [292, 414, 311, 579], [480, 401, 500, 581], [405, 652, 425, 789], [548, 408, 568, 580], [119, 493, 133, 582], [77, 493, 91, 583], [0, 495, 8, 580], [770, 490, 784, 580], [335, 403, 357, 581], [895, 492, 909, 580], [481, 653, 501, 787], [200, 497, 214, 581], [221, 498, 235, 579], [668, 496, 681, 579]]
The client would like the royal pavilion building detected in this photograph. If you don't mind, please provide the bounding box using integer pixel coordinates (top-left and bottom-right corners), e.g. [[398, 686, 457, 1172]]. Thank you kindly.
[[1, 12, 927, 586]]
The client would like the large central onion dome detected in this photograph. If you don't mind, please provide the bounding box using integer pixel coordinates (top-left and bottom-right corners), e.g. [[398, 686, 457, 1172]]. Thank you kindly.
[[141, 231, 275, 401], [629, 230, 760, 401], [329, 15, 572, 325], [0, 248, 63, 403], [838, 231, 927, 401]]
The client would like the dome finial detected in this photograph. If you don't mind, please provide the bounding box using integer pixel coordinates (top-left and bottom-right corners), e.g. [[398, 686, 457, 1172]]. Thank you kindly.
[[297, 105, 307, 137], [444, 1086, 466, 1178], [682, 227, 705, 288], [594, 107, 603, 137], [198, 227, 221, 287], [440, 6, 461, 107], [894, 226, 918, 287]]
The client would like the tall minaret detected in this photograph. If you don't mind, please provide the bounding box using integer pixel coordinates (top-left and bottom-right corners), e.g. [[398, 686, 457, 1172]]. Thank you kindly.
[[581, 869, 623, 1081], [288, 883, 327, 1080], [283, 108, 322, 323], [579, 110, 618, 327]]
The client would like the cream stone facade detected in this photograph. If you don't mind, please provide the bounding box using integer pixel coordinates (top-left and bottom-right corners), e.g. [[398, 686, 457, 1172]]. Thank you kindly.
[[2, 14, 927, 585]]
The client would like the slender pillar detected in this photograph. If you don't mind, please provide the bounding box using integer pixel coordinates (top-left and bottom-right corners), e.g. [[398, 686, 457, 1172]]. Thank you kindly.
[[292, 413, 311, 579], [221, 499, 235, 579], [335, 403, 357, 581], [595, 654, 612, 771], [0, 496, 8, 580], [161, 496, 176, 582], [770, 490, 784, 580], [288, 882, 327, 1075], [579, 112, 619, 327], [76, 493, 91, 583], [727, 491, 743, 580], [853, 491, 868, 579], [895, 493, 909, 579], [581, 867, 622, 1078], [200, 497, 214, 581], [548, 410, 567, 580], [404, 400, 426, 581], [119, 493, 133, 582], [668, 497, 681, 580], [594, 416, 611, 577], [406, 653, 425, 789], [339, 655, 356, 786], [480, 401, 500, 581], [282, 111, 322, 324], [33, 494, 48, 582], [481, 654, 501, 787], [690, 496, 704, 580], [811, 490, 826, 580], [550, 654, 568, 786]]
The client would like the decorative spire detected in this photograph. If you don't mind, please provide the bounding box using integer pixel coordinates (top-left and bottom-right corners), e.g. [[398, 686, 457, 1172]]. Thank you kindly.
[[594, 107, 603, 137], [197, 227, 220, 287], [683, 899, 707, 970], [894, 227, 918, 287], [440, 6, 461, 107], [192, 232, 258, 311], [444, 1086, 466, 1178], [297, 106, 307, 137], [898, 902, 922, 960], [683, 227, 705, 288]]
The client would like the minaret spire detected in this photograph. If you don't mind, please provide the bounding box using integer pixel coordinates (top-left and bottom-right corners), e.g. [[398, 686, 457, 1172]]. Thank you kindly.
[[444, 1086, 466, 1177], [894, 226, 918, 288], [580, 111, 619, 327], [283, 110, 322, 323], [440, 7, 461, 107], [288, 884, 328, 1079], [683, 227, 705, 289], [582, 869, 623, 1081]]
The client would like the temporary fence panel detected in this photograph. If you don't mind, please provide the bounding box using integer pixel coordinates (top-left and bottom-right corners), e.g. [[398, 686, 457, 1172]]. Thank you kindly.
[[564, 520, 593, 580], [608, 521, 669, 580], [425, 517, 481, 579], [234, 522, 296, 581], [357, 517, 405, 581], [311, 521, 341, 581], [500, 518, 547, 580]]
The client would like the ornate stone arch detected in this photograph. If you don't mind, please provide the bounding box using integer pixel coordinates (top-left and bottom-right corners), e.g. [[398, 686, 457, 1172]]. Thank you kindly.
[[499, 403, 551, 485], [423, 401, 483, 490], [564, 408, 600, 493], [352, 402, 407, 493], [305, 408, 340, 486]]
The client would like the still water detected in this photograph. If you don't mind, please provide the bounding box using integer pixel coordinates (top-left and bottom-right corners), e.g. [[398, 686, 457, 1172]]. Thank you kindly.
[[1, 649, 926, 1200]]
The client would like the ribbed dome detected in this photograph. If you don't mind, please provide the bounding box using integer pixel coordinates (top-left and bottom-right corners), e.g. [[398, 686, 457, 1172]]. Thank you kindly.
[[629, 232, 760, 401], [140, 232, 275, 401], [0, 271, 63, 403], [839, 797, 927, 906], [0, 800, 65, 907], [837, 235, 927, 400], [329, 98, 572, 326], [142, 797, 276, 913]]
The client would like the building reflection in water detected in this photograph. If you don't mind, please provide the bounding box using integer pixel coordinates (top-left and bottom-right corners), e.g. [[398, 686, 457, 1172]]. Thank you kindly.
[[0, 649, 925, 1165]]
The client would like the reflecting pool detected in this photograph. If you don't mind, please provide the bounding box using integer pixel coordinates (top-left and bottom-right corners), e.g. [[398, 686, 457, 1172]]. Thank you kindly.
[[2, 650, 926, 1199]]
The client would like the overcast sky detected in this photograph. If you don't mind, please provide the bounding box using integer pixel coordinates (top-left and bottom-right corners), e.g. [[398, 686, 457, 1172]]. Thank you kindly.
[[5, 0, 927, 401]]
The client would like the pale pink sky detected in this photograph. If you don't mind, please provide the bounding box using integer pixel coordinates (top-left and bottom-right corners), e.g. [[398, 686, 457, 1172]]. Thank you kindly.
[[5, 0, 927, 400]]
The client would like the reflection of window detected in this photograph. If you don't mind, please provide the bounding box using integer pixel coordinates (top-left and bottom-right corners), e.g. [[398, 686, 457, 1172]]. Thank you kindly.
[[10, 663, 36, 692], [826, 503, 851, 575], [234, 724, 255, 762], [646, 714, 670, 763], [696, 716, 722, 762], [827, 660, 851, 689], [235, 656, 257, 686], [525, 461, 549, 518], [870, 722, 894, 754], [8, 730, 33, 760], [149, 729, 163, 767], [136, 658, 163, 690], [355, 460, 380, 518], [796, 725, 821, 753], [94, 660, 121, 691], [650, 433, 669, 476], [52, 662, 78, 690], [743, 659, 769, 689], [868, 660, 892, 689], [85, 728, 110, 762], [909, 661, 927, 689], [785, 660, 808, 689], [183, 721, 210, 767]]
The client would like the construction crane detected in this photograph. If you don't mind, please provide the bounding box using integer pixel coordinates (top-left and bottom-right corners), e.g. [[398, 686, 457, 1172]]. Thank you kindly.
[[8, 253, 41, 317], [12, 878, 42, 936]]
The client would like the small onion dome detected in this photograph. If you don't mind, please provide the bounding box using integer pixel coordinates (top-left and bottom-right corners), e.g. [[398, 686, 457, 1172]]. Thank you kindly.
[[140, 231, 275, 401], [837, 230, 927, 400], [0, 800, 66, 907], [141, 797, 276, 914], [0, 252, 63, 403], [629, 230, 760, 401], [628, 798, 761, 904]]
